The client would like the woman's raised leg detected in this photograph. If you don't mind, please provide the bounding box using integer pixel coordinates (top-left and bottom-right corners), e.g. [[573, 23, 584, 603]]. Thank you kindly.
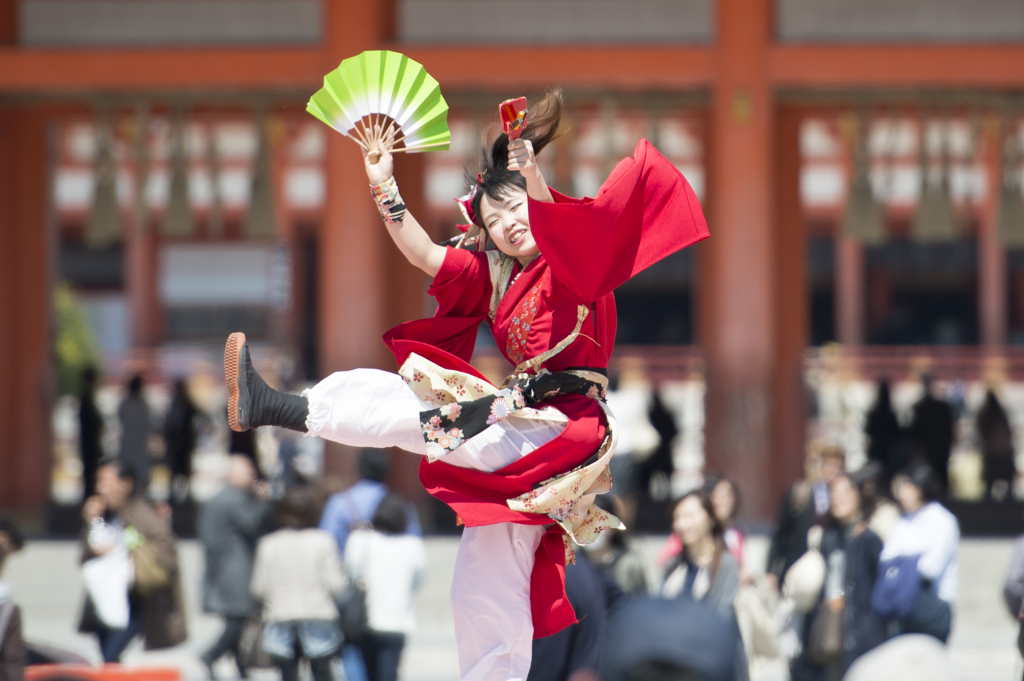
[[302, 368, 429, 454], [225, 332, 428, 454]]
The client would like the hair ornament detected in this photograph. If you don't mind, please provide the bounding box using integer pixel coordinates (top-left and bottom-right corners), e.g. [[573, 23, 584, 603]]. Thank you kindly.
[[455, 171, 486, 225]]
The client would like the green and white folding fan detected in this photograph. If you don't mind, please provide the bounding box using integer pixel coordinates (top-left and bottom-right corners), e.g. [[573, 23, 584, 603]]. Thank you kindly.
[[307, 50, 450, 162]]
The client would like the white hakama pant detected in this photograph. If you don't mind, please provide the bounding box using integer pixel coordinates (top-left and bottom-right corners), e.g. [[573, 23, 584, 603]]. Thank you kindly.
[[303, 369, 562, 681]]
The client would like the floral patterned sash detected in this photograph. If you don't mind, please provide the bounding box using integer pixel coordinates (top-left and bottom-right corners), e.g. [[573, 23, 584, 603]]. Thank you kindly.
[[417, 369, 608, 459]]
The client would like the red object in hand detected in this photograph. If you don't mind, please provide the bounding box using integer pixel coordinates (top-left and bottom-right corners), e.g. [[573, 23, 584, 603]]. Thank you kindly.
[[500, 97, 528, 140]]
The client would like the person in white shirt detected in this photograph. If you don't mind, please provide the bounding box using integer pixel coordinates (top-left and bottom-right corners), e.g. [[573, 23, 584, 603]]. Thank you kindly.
[[346, 493, 427, 681], [879, 461, 959, 641]]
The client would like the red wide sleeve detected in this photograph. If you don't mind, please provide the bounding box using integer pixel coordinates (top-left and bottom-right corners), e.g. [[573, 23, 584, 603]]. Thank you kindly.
[[527, 138, 709, 303], [383, 246, 491, 364], [429, 246, 492, 318]]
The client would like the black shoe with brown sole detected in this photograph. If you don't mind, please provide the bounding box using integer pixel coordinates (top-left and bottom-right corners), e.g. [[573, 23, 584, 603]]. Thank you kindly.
[[225, 331, 309, 433], [225, 332, 251, 432]]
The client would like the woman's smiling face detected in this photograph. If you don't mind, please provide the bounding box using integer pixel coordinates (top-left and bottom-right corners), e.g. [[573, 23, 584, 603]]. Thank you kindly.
[[479, 188, 540, 260]]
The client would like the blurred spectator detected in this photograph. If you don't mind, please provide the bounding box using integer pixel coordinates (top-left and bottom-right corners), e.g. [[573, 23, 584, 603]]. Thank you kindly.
[[319, 450, 421, 681], [640, 391, 679, 502], [79, 458, 187, 662], [878, 461, 959, 643], [904, 375, 954, 496], [1002, 534, 1024, 619], [657, 475, 745, 576], [229, 430, 261, 479], [320, 450, 421, 554], [864, 380, 901, 487], [528, 551, 612, 681], [976, 388, 1016, 502], [0, 518, 26, 681], [117, 375, 154, 494], [852, 461, 901, 542], [1002, 533, 1024, 668], [603, 364, 659, 528], [767, 445, 845, 586], [164, 379, 205, 504], [843, 635, 958, 681], [345, 493, 426, 681], [708, 476, 745, 569], [251, 485, 345, 681], [733, 574, 793, 680], [198, 455, 271, 679], [583, 494, 648, 596], [790, 474, 885, 681], [79, 367, 104, 499], [598, 596, 741, 681], [662, 490, 739, 618], [275, 431, 305, 493]]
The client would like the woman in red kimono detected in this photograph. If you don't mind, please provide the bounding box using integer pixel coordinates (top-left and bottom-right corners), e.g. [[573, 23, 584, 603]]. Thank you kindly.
[[224, 90, 708, 681]]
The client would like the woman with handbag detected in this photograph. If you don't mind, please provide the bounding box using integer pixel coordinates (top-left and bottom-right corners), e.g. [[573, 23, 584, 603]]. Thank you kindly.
[[79, 458, 188, 663], [345, 493, 426, 681], [792, 474, 886, 681], [251, 486, 345, 681]]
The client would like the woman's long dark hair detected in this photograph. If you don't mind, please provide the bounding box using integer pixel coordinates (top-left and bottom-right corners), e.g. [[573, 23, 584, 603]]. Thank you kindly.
[[468, 89, 564, 230], [673, 489, 726, 585]]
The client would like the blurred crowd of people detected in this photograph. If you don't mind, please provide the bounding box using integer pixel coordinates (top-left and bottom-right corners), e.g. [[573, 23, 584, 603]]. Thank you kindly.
[[863, 375, 1017, 501], [6, 371, 1024, 681], [78, 370, 212, 503], [514, 438, 968, 680], [759, 446, 959, 681], [63, 447, 426, 681], [0, 443, 1012, 681]]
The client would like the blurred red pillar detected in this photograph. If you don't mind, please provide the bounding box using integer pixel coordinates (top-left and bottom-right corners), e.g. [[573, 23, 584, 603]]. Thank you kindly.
[[836, 238, 865, 344], [0, 0, 15, 45], [0, 107, 53, 518], [979, 119, 1007, 346], [703, 0, 806, 520], [320, 1, 385, 374], [126, 221, 162, 349], [319, 0, 423, 484], [772, 105, 810, 508]]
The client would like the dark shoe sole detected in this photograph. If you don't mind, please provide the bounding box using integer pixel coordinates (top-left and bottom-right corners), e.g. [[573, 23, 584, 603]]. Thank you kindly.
[[225, 332, 249, 432]]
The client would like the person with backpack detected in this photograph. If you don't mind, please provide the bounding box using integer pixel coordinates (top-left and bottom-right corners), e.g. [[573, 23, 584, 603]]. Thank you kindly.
[[319, 450, 421, 556], [873, 461, 959, 643], [344, 493, 426, 681], [318, 449, 421, 681]]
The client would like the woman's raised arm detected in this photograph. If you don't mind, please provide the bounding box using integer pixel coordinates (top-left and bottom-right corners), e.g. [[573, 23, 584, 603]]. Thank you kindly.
[[364, 140, 447, 278]]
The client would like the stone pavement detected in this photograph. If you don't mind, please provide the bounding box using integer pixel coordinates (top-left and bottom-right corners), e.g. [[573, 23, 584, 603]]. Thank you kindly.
[[3, 536, 1019, 681]]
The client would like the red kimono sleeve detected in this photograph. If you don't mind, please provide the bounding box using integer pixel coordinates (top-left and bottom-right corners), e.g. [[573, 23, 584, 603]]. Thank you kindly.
[[383, 246, 491, 364], [527, 138, 709, 303], [428, 246, 492, 318]]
